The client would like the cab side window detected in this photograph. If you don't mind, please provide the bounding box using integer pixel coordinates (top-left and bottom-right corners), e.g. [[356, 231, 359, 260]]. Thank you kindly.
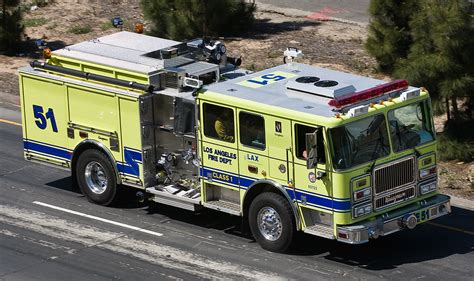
[[203, 103, 235, 143], [295, 124, 326, 164], [239, 112, 265, 150]]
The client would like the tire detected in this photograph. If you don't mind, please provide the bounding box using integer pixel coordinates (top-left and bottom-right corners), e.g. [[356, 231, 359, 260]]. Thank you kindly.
[[76, 149, 118, 206], [249, 192, 296, 252]]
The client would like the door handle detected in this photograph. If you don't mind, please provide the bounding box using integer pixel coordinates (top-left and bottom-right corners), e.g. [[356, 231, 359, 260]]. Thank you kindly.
[[248, 165, 258, 174]]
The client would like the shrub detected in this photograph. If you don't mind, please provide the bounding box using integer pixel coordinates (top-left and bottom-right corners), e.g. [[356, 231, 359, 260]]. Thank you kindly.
[[365, 0, 419, 74], [141, 0, 255, 40], [437, 134, 474, 162], [0, 2, 24, 54], [437, 120, 474, 162]]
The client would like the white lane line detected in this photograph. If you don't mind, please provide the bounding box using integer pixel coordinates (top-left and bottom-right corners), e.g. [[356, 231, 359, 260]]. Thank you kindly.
[[33, 201, 163, 237]]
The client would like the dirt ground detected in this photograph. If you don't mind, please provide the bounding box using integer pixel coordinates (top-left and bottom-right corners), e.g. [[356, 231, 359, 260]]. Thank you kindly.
[[1, 0, 472, 199]]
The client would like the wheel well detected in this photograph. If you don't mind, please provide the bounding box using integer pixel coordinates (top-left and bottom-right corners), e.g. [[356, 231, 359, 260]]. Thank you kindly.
[[242, 183, 296, 220], [71, 142, 119, 183]]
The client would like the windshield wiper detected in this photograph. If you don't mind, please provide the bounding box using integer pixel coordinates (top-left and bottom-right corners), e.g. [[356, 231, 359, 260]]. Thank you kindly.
[[366, 138, 381, 173], [366, 127, 386, 173], [367, 158, 377, 173], [413, 147, 421, 157]]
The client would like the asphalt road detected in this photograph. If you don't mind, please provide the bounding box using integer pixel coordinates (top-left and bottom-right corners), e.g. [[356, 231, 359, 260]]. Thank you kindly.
[[1, 115, 473, 280], [258, 0, 371, 22]]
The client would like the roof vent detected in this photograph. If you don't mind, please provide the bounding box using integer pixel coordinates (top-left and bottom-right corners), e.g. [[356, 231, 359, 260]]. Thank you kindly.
[[286, 79, 356, 101], [296, 76, 320, 83], [314, 80, 338, 87]]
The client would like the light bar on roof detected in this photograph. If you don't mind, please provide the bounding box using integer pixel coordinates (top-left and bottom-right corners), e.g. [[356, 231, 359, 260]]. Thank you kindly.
[[328, 79, 409, 108]]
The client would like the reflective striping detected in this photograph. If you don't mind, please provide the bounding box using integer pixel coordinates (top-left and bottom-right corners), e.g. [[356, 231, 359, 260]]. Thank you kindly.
[[239, 177, 254, 189], [33, 201, 163, 237], [24, 139, 72, 160], [199, 167, 240, 187], [201, 166, 351, 212], [117, 147, 142, 177], [291, 189, 352, 212], [24, 139, 141, 178]]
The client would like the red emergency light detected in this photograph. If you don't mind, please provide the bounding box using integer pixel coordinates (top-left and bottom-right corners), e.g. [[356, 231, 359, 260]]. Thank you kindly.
[[328, 79, 409, 108]]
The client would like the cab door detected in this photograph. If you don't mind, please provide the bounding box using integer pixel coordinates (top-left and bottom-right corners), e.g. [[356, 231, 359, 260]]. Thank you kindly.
[[237, 110, 269, 190], [266, 116, 292, 185], [292, 122, 332, 211], [199, 102, 239, 190]]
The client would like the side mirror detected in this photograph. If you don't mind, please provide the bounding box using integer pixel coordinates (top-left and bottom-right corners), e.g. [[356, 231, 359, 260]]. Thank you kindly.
[[305, 129, 319, 169]]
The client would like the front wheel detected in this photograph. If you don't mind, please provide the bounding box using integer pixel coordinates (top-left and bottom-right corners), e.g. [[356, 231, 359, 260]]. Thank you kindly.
[[76, 149, 118, 206], [249, 192, 296, 252]]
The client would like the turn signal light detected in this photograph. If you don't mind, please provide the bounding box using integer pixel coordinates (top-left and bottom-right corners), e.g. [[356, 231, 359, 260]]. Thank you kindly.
[[338, 232, 349, 239], [43, 48, 52, 59], [420, 181, 437, 195], [353, 203, 372, 218]]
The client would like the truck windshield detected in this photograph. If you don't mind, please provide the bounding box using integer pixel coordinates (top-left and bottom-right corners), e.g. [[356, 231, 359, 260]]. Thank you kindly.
[[388, 100, 434, 152], [330, 114, 390, 169]]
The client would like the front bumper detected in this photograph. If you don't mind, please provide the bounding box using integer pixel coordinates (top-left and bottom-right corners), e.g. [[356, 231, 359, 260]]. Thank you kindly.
[[336, 194, 451, 244]]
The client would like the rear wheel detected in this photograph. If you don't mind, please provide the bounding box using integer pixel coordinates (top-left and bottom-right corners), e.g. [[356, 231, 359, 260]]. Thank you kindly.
[[76, 149, 118, 206], [249, 192, 296, 252]]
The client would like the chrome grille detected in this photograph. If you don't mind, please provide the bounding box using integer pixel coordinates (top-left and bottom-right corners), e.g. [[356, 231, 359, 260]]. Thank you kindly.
[[375, 186, 416, 209], [374, 157, 415, 195]]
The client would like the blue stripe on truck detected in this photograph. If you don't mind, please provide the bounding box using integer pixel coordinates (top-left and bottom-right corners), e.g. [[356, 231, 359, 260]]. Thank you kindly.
[[24, 139, 141, 178], [117, 147, 141, 177], [23, 139, 72, 160], [200, 166, 351, 212]]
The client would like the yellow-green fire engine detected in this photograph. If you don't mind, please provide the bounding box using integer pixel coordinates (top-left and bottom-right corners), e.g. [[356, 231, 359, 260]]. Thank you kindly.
[[19, 32, 450, 252]]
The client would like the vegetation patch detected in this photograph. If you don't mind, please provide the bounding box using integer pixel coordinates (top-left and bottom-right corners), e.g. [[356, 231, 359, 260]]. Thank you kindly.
[[22, 17, 48, 27], [68, 25, 92, 34], [438, 135, 474, 162], [142, 0, 255, 40], [100, 21, 114, 31]]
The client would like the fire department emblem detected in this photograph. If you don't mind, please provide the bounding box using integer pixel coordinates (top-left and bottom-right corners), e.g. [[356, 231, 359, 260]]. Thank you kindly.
[[278, 164, 286, 173]]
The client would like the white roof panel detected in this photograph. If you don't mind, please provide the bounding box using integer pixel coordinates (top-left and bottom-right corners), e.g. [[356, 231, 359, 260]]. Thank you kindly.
[[52, 31, 182, 74], [204, 63, 395, 117], [96, 31, 180, 52]]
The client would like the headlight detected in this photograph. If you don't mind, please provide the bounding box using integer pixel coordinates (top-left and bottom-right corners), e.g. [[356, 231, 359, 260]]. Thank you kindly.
[[419, 166, 436, 179], [353, 187, 371, 202], [420, 181, 437, 195], [353, 203, 372, 218]]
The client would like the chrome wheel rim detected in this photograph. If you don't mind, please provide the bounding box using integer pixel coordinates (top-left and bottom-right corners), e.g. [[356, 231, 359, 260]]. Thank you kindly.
[[257, 207, 282, 241], [84, 161, 108, 194]]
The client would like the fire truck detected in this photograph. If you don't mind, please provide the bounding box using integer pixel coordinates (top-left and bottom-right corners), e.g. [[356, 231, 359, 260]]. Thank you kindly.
[[19, 31, 450, 252]]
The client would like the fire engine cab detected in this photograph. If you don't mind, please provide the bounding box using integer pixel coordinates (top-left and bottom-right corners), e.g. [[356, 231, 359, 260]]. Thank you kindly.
[[19, 31, 451, 252]]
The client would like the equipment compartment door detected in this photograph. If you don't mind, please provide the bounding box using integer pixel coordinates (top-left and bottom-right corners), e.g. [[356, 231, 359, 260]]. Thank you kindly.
[[22, 76, 70, 165], [67, 86, 123, 168]]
